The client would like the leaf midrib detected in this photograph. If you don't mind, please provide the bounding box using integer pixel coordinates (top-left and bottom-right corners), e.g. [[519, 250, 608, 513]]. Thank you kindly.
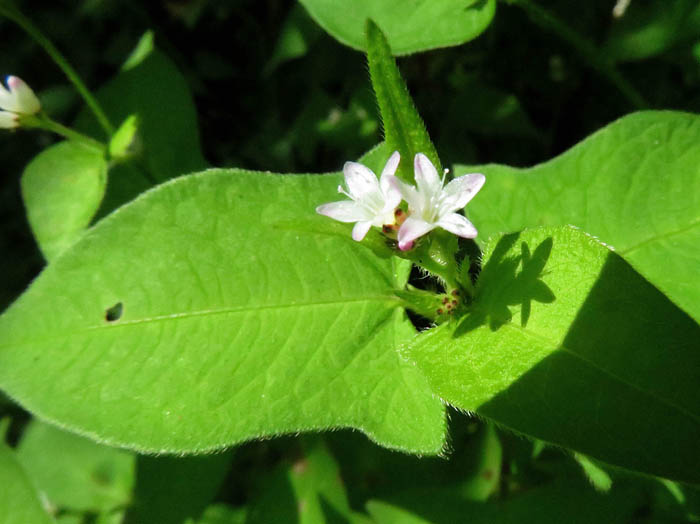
[[0, 295, 400, 350], [618, 217, 700, 256]]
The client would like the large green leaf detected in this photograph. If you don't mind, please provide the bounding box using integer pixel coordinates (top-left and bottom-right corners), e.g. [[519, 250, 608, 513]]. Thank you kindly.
[[404, 227, 700, 483], [21, 141, 107, 261], [16, 420, 135, 513], [0, 439, 54, 524], [460, 111, 700, 324], [0, 169, 444, 454], [298, 0, 496, 55]]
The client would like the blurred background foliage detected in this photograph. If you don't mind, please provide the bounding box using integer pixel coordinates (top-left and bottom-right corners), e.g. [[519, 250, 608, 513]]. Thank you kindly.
[[2, 0, 700, 522]]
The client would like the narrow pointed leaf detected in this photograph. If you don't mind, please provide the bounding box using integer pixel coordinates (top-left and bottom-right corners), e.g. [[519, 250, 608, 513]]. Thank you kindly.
[[366, 20, 441, 182], [0, 169, 445, 455], [404, 226, 700, 483], [461, 111, 700, 324]]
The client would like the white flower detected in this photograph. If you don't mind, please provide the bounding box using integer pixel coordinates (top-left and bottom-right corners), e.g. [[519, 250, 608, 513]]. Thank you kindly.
[[0, 76, 41, 129], [396, 153, 485, 250], [316, 151, 402, 241]]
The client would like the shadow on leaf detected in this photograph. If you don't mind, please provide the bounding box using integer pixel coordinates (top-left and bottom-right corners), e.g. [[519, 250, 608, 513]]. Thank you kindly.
[[455, 233, 555, 337]]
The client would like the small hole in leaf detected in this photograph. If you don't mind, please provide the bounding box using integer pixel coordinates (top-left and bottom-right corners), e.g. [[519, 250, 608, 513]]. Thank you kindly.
[[105, 302, 123, 322]]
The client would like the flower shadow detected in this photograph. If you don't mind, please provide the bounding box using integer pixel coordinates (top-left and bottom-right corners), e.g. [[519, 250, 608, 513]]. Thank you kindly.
[[454, 232, 556, 338]]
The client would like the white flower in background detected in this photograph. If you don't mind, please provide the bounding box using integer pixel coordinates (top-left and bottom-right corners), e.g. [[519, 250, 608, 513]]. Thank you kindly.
[[0, 76, 41, 129], [316, 151, 402, 241], [396, 153, 485, 250]]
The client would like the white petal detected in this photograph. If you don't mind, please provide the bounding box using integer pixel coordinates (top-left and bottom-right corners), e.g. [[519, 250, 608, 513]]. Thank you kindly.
[[394, 177, 422, 212], [414, 153, 442, 198], [440, 173, 485, 214], [343, 161, 380, 199], [437, 213, 478, 239], [0, 111, 18, 129], [397, 216, 435, 249], [316, 201, 371, 223], [7, 76, 40, 114], [352, 221, 373, 241], [380, 151, 400, 179], [0, 79, 18, 113], [379, 174, 403, 210]]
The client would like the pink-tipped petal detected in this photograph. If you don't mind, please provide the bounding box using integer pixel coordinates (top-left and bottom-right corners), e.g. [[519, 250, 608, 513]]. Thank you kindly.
[[380, 151, 400, 179], [437, 213, 478, 239], [414, 153, 441, 197], [7, 76, 40, 114], [440, 173, 485, 213], [0, 111, 18, 129], [352, 221, 373, 241], [316, 201, 370, 223], [397, 216, 435, 250], [343, 161, 379, 199]]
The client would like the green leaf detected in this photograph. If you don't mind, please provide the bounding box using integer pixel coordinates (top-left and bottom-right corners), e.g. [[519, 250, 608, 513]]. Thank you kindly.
[[0, 169, 445, 455], [16, 420, 134, 513], [124, 452, 233, 524], [603, 0, 699, 62], [21, 141, 108, 261], [461, 111, 700, 324], [299, 0, 496, 55], [366, 479, 644, 524], [264, 4, 322, 75], [76, 40, 207, 183], [404, 226, 700, 483], [188, 504, 246, 524], [0, 439, 54, 524], [247, 437, 355, 524], [366, 20, 440, 182]]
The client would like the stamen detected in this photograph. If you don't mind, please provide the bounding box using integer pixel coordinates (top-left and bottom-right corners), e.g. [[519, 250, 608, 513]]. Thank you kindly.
[[337, 185, 353, 199]]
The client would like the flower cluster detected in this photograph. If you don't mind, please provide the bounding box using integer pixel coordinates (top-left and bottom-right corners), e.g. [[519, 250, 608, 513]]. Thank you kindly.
[[0, 76, 41, 129], [316, 152, 485, 249]]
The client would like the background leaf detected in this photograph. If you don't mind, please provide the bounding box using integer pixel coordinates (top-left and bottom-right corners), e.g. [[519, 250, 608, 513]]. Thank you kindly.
[[298, 0, 496, 55], [21, 141, 107, 261], [603, 0, 700, 62], [76, 34, 207, 183], [460, 111, 700, 324], [124, 452, 234, 524], [16, 420, 135, 514], [0, 438, 54, 524], [365, 479, 644, 524], [404, 226, 700, 483], [246, 437, 356, 524], [0, 169, 444, 455]]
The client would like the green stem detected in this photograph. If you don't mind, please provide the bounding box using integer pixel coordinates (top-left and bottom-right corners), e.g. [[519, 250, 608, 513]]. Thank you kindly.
[[22, 114, 106, 151], [0, 3, 114, 135], [504, 0, 648, 109]]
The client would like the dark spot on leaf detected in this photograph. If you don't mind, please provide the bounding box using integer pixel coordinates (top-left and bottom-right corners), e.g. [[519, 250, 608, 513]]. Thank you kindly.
[[105, 302, 123, 322]]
